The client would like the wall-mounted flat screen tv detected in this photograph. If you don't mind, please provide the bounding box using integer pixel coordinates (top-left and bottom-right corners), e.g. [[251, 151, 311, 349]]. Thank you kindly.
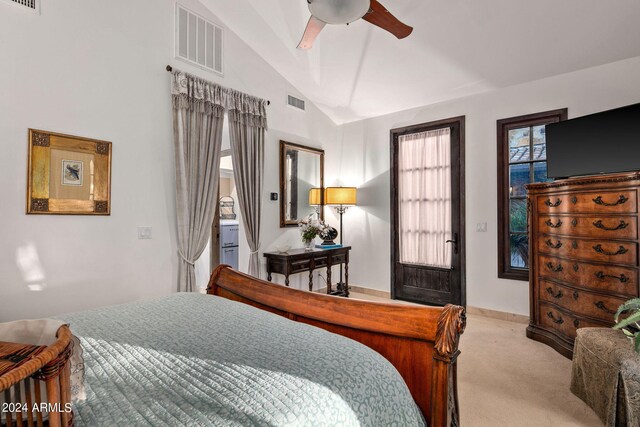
[[546, 103, 640, 179]]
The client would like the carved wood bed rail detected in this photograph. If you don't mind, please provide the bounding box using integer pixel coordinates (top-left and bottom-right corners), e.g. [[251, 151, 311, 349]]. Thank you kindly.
[[207, 265, 466, 427]]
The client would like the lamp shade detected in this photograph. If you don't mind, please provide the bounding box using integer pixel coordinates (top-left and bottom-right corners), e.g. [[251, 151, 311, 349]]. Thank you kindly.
[[325, 187, 357, 206], [309, 188, 323, 206]]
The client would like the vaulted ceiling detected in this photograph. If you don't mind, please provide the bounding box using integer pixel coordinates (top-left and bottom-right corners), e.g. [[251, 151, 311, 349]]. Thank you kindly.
[[202, 0, 640, 124]]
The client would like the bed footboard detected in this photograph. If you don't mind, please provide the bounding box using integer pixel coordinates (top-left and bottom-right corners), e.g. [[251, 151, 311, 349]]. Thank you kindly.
[[207, 265, 466, 427]]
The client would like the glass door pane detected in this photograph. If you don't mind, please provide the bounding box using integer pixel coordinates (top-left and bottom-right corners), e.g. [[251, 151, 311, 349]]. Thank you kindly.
[[398, 128, 452, 268]]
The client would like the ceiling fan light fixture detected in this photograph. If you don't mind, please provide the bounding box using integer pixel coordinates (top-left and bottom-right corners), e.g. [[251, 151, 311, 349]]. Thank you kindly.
[[308, 0, 370, 25]]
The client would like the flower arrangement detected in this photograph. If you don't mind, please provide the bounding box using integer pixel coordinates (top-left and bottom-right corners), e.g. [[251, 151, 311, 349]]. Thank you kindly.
[[298, 216, 331, 248], [614, 298, 640, 352]]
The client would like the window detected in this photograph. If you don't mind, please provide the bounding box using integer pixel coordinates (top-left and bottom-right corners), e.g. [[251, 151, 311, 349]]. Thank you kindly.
[[497, 109, 567, 281], [399, 128, 452, 268]]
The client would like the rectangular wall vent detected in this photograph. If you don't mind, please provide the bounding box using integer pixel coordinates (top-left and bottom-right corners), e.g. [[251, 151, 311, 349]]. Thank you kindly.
[[1, 0, 40, 13], [287, 95, 306, 111], [175, 4, 223, 75]]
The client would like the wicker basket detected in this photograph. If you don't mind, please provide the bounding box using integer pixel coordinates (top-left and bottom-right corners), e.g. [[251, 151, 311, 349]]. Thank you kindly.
[[0, 325, 73, 427]]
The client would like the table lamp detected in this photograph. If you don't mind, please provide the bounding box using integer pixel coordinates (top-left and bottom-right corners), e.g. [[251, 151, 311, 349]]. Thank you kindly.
[[308, 188, 323, 218], [325, 186, 357, 295]]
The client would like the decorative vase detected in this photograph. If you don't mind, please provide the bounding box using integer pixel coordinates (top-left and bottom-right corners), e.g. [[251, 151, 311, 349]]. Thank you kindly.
[[320, 227, 338, 246], [303, 239, 314, 251]]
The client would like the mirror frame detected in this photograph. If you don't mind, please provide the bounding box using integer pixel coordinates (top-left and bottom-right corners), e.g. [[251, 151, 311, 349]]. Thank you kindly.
[[279, 140, 324, 228]]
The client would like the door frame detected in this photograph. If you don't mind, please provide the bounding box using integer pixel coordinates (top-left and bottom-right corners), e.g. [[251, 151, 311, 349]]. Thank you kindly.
[[390, 116, 466, 306]]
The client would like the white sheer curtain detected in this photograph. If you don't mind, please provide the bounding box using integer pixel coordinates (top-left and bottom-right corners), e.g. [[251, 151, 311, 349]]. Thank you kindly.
[[399, 128, 452, 268]]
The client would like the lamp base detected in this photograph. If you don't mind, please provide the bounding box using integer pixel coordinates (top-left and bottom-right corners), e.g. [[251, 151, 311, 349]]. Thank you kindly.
[[329, 282, 349, 298]]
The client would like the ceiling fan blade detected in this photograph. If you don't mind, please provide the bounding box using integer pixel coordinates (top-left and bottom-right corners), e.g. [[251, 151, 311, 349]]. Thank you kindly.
[[362, 0, 413, 39], [297, 16, 327, 50]]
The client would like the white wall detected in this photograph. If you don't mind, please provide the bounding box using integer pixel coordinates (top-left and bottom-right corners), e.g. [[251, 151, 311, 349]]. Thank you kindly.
[[0, 0, 337, 321], [325, 56, 640, 316], [3, 1, 638, 321]]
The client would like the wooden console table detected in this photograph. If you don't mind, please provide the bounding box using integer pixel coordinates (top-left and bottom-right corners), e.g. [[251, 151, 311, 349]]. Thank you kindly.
[[263, 246, 351, 296]]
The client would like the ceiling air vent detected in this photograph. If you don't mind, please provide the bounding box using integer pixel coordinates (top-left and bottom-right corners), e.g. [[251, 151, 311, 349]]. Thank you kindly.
[[287, 95, 306, 111], [1, 0, 40, 13], [175, 4, 223, 75]]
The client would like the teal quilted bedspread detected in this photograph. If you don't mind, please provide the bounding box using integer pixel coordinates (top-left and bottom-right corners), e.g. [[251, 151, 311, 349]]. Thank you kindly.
[[59, 293, 425, 426]]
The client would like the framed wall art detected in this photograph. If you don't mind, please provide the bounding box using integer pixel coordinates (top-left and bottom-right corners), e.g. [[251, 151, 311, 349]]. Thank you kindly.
[[26, 129, 112, 215]]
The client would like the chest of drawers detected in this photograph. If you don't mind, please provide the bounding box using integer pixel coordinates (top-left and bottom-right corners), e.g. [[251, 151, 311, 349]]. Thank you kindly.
[[526, 173, 640, 358]]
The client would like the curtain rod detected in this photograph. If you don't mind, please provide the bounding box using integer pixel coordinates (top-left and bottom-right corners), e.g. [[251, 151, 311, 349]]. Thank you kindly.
[[166, 65, 270, 106]]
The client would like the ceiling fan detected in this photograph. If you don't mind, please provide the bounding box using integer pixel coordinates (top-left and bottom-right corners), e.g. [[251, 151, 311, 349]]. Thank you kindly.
[[297, 0, 413, 50]]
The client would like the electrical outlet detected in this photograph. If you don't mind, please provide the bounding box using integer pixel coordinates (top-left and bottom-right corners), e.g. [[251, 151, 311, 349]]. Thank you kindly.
[[476, 222, 488, 232], [138, 227, 153, 239]]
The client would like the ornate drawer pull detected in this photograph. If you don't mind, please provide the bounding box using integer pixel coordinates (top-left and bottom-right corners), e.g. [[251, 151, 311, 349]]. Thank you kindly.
[[544, 198, 562, 207], [545, 219, 563, 228], [545, 262, 563, 272], [593, 220, 628, 231], [593, 195, 629, 206], [545, 287, 563, 299], [593, 244, 628, 256], [547, 312, 564, 324], [573, 291, 579, 300], [545, 239, 562, 249], [573, 319, 580, 328], [594, 271, 629, 283], [594, 301, 616, 315]]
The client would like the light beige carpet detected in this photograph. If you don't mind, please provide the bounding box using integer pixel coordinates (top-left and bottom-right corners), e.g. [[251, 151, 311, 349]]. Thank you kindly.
[[457, 314, 601, 426], [349, 292, 603, 426]]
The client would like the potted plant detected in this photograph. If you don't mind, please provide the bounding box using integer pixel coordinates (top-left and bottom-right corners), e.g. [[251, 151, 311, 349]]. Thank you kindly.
[[298, 216, 330, 251], [613, 298, 640, 352]]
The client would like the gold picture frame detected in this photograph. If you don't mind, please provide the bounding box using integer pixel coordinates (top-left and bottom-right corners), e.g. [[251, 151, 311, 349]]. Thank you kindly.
[[26, 129, 112, 215]]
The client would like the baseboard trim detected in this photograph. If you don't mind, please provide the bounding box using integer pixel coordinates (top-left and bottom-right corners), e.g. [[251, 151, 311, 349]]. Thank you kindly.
[[315, 285, 392, 299], [466, 306, 529, 324], [318, 285, 529, 324], [349, 285, 391, 299]]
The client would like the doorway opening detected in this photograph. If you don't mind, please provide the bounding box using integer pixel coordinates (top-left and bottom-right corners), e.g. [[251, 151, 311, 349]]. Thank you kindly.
[[194, 151, 244, 289]]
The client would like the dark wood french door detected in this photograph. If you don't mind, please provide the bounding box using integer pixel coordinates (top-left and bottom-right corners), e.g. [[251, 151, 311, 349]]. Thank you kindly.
[[391, 117, 466, 307]]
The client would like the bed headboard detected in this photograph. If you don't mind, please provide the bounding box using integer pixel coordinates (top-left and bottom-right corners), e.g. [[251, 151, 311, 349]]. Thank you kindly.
[[207, 265, 466, 427]]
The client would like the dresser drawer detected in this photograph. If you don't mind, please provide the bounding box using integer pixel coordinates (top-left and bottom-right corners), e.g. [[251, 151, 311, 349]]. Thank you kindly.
[[290, 260, 311, 273], [538, 215, 638, 240], [536, 190, 637, 214], [539, 280, 626, 322], [331, 253, 347, 264], [538, 302, 609, 340], [538, 255, 638, 297], [313, 257, 328, 268], [537, 235, 638, 266]]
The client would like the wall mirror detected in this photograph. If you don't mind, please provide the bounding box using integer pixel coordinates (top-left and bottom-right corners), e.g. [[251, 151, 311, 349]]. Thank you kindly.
[[280, 141, 324, 227]]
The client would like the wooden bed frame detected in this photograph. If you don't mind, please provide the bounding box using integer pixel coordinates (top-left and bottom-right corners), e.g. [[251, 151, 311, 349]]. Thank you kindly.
[[207, 265, 466, 427]]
